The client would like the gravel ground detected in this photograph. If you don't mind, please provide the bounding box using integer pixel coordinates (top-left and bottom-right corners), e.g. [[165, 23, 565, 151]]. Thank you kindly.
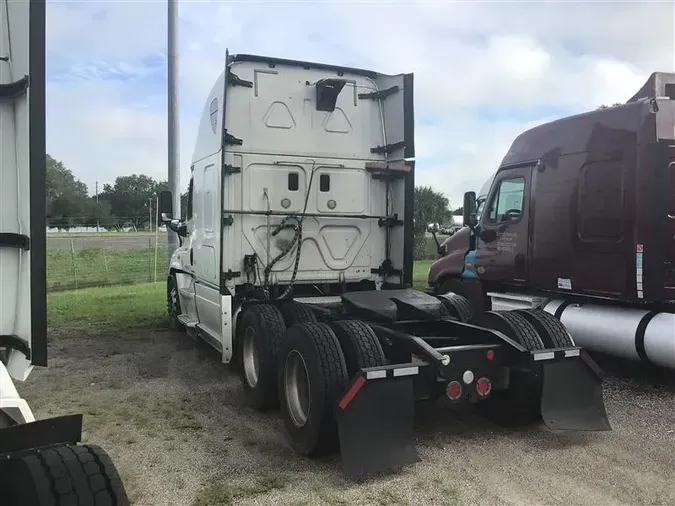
[[17, 329, 675, 506]]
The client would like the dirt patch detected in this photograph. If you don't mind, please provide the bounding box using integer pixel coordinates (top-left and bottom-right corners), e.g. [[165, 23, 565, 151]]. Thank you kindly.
[[17, 330, 675, 506]]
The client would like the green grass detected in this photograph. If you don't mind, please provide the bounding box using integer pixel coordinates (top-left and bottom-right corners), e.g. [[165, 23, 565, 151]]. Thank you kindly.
[[48, 231, 163, 238], [48, 246, 167, 291], [413, 259, 433, 289], [48, 282, 168, 334]]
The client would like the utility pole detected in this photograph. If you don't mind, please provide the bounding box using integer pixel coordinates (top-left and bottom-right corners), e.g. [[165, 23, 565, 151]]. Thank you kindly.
[[167, 0, 180, 268], [95, 181, 100, 233]]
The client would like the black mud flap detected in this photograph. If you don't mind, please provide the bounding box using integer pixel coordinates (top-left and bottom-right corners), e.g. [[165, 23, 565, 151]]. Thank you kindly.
[[0, 414, 83, 455], [336, 366, 420, 477], [540, 354, 611, 431]]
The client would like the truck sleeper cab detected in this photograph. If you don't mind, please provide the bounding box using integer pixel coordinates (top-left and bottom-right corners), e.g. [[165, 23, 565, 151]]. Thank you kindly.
[[429, 71, 675, 371], [161, 51, 611, 478]]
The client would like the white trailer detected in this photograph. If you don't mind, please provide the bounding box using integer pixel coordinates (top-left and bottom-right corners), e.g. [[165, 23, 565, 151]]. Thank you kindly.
[[0, 1, 129, 504], [160, 51, 612, 477]]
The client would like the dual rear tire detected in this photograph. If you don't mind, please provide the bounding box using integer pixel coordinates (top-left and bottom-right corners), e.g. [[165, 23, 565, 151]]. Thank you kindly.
[[471, 309, 573, 427], [237, 303, 386, 456]]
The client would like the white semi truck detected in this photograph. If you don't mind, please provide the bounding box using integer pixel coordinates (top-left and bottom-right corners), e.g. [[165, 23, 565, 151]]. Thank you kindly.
[[160, 50, 612, 477], [0, 1, 129, 504]]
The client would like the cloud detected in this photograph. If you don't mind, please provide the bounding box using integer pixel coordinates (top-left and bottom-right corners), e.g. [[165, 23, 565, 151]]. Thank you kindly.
[[46, 0, 675, 207]]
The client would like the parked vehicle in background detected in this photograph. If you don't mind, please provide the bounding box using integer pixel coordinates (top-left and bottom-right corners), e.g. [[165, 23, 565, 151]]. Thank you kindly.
[[428, 72, 675, 370]]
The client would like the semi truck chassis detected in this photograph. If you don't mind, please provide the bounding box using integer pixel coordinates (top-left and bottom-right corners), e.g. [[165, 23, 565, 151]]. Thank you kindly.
[[171, 283, 611, 477]]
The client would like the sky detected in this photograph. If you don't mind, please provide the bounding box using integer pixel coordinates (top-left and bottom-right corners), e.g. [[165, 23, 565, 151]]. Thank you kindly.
[[46, 0, 675, 209]]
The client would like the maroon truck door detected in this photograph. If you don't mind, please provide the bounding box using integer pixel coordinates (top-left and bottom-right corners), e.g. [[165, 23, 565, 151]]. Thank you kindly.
[[666, 146, 675, 296], [474, 165, 533, 284]]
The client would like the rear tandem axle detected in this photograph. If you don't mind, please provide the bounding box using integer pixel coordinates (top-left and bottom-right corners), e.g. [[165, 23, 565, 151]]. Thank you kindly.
[[230, 288, 611, 477]]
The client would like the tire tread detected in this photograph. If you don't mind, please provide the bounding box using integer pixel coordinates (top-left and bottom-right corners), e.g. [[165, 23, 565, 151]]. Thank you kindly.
[[9, 443, 129, 506], [329, 320, 386, 377], [514, 309, 574, 348]]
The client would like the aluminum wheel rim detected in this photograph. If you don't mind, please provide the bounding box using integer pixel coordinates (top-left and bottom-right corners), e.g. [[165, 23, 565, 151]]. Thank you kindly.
[[284, 350, 311, 427], [242, 326, 259, 388]]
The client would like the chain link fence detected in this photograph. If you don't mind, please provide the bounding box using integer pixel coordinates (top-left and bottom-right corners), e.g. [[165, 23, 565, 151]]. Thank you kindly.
[[47, 232, 168, 292]]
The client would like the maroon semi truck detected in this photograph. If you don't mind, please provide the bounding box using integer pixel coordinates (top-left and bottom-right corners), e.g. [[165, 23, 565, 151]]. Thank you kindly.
[[428, 72, 675, 370]]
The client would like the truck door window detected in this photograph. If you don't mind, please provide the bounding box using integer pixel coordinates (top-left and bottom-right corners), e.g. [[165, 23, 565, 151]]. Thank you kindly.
[[187, 177, 194, 220], [486, 177, 525, 223]]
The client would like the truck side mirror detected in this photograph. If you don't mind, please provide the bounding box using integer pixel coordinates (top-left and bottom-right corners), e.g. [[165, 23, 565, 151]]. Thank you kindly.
[[159, 190, 173, 222], [463, 191, 478, 228], [427, 223, 443, 255]]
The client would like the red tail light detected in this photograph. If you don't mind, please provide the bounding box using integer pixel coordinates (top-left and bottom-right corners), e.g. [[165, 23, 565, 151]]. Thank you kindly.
[[486, 349, 495, 361], [446, 380, 462, 400], [476, 377, 492, 397]]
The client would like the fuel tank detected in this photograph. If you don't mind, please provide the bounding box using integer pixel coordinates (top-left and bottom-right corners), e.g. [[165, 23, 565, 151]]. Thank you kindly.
[[543, 300, 675, 369]]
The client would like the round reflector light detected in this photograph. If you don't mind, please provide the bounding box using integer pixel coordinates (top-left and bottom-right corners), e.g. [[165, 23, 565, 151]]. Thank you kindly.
[[476, 377, 492, 397], [446, 381, 462, 400]]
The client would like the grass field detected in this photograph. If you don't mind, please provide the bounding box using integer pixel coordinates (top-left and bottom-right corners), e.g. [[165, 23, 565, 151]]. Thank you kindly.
[[48, 282, 169, 333], [48, 231, 164, 238], [48, 245, 167, 291]]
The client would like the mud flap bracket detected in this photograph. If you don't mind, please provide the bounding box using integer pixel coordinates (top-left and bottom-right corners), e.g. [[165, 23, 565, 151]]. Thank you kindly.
[[336, 364, 420, 477], [540, 353, 611, 432]]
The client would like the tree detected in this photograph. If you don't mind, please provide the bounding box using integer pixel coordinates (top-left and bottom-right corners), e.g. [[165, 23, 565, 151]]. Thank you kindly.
[[46, 154, 90, 230], [452, 207, 463, 216], [99, 174, 167, 229], [597, 103, 623, 109], [413, 186, 450, 260]]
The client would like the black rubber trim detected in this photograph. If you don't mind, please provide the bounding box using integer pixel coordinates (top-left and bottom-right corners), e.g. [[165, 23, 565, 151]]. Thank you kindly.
[[29, 0, 47, 367], [0, 75, 29, 101], [230, 53, 379, 78], [634, 311, 658, 365], [402, 161, 414, 287], [218, 50, 231, 295], [0, 233, 30, 250], [553, 300, 573, 320], [402, 73, 415, 158], [0, 334, 31, 359]]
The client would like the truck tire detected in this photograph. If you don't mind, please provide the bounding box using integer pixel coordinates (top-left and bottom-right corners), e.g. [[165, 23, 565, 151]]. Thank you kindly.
[[329, 320, 386, 377], [514, 309, 575, 348], [2, 443, 129, 506], [472, 311, 544, 426], [280, 301, 317, 326], [167, 274, 184, 331], [238, 304, 287, 410], [472, 310, 545, 350], [436, 278, 467, 298], [436, 292, 474, 323], [278, 322, 348, 456]]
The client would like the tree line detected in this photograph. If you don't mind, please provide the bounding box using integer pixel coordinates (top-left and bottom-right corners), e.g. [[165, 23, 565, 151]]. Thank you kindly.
[[47, 154, 455, 239], [46, 154, 183, 231]]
